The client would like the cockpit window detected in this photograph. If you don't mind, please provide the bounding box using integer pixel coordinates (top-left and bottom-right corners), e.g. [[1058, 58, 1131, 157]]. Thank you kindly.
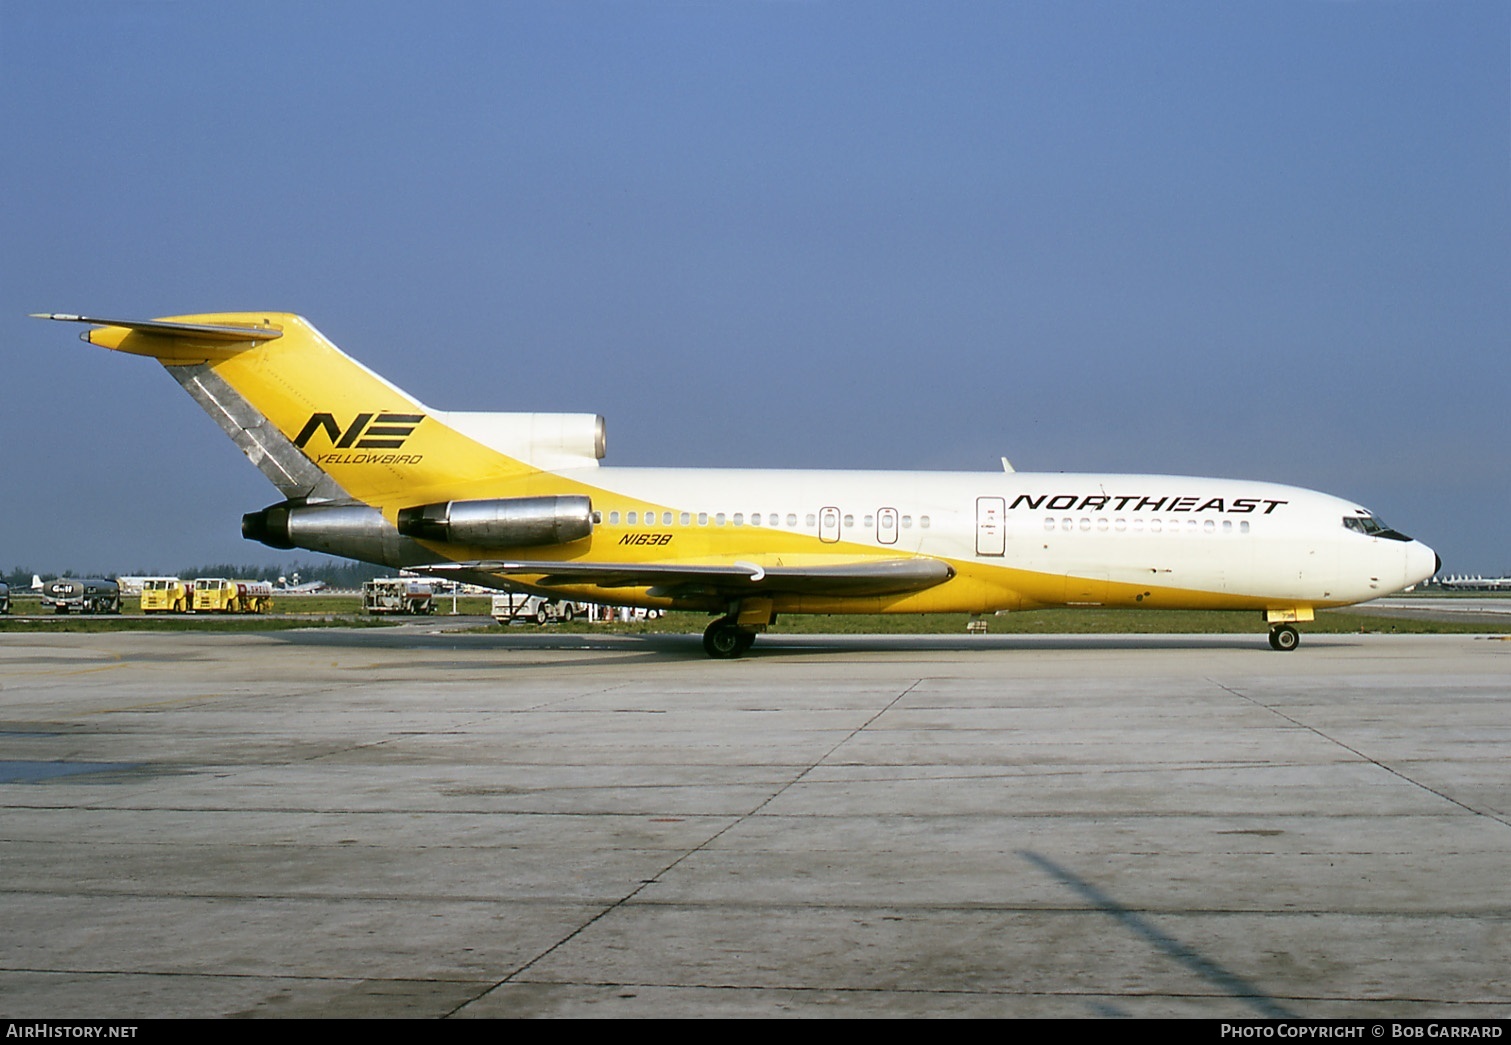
[[1342, 512, 1412, 542]]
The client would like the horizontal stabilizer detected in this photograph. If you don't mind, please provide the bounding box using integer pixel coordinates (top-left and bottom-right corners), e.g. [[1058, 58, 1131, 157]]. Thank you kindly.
[[32, 313, 282, 342]]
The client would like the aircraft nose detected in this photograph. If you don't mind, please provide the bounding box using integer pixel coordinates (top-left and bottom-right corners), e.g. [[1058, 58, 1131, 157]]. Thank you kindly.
[[1406, 541, 1439, 587]]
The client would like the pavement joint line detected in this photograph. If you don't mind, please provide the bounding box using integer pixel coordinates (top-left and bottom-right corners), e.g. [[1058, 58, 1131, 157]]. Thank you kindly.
[[440, 678, 925, 1018], [13, 965, 1490, 1007], [1209, 679, 1511, 831]]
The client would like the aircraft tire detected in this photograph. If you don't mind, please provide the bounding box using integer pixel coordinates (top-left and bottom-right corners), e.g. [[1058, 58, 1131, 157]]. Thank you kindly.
[[703, 618, 752, 659], [1268, 625, 1300, 652]]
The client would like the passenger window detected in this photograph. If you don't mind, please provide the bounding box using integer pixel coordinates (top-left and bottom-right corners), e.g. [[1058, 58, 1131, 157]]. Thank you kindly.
[[609, 511, 621, 525]]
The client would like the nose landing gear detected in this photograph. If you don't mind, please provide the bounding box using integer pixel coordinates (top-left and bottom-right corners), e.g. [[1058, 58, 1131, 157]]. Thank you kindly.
[[1268, 624, 1300, 651]]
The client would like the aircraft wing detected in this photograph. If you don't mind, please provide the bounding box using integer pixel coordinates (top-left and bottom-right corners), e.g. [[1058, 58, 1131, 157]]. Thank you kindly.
[[413, 557, 955, 598]]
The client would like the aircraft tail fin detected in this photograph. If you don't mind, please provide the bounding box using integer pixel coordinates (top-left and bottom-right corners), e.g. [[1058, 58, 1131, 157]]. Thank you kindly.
[[33, 312, 592, 510]]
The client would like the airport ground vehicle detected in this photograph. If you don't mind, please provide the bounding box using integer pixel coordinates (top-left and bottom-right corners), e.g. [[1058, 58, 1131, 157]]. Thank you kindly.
[[192, 578, 274, 613], [490, 593, 589, 625], [41, 578, 121, 615], [612, 605, 664, 622], [140, 577, 191, 613], [362, 578, 435, 615], [38, 312, 1439, 657]]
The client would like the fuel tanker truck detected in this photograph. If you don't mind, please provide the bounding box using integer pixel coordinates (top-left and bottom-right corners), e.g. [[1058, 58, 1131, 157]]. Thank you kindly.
[[41, 578, 121, 614], [191, 578, 274, 613]]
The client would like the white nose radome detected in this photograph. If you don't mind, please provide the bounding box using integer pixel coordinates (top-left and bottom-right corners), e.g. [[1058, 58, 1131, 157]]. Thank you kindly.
[[1406, 541, 1439, 589]]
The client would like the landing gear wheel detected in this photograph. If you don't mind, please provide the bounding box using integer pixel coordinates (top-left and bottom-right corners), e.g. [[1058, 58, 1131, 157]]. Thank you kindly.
[[703, 618, 755, 659], [1268, 624, 1300, 652]]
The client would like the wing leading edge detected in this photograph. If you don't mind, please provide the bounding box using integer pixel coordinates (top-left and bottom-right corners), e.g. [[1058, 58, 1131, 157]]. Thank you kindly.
[[413, 557, 955, 598]]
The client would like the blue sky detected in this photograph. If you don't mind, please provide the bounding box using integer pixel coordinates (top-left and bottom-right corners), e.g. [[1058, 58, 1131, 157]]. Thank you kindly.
[[3, 0, 1507, 575]]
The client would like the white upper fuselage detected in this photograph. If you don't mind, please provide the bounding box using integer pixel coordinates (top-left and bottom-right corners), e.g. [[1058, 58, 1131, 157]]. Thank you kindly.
[[556, 465, 1437, 611]]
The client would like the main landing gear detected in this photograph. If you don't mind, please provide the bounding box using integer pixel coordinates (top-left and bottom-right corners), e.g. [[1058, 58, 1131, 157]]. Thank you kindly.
[[702, 598, 774, 659], [1268, 624, 1300, 652], [703, 616, 757, 659]]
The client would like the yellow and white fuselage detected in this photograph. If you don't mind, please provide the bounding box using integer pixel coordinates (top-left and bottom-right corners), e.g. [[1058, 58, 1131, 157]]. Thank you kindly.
[[35, 312, 1437, 655]]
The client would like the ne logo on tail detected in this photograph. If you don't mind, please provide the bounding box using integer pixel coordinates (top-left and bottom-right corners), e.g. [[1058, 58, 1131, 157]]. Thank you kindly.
[[293, 412, 425, 450]]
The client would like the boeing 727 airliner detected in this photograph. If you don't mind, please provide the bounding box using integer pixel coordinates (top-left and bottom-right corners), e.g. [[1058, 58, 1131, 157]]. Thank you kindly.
[[34, 312, 1438, 656]]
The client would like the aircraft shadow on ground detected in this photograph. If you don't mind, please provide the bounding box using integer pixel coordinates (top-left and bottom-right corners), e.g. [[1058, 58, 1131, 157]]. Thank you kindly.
[[271, 628, 1347, 660]]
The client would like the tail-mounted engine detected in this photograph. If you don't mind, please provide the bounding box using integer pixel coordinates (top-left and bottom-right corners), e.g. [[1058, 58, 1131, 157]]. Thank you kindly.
[[242, 501, 417, 563], [242, 494, 594, 563], [396, 495, 593, 548]]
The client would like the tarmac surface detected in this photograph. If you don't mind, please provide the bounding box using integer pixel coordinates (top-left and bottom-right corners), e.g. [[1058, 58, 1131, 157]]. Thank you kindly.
[[1356, 596, 1511, 624], [1, 627, 1508, 1018]]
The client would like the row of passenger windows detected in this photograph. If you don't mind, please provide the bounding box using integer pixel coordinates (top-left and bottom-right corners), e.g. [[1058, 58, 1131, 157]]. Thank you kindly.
[[1043, 517, 1252, 534], [594, 510, 933, 529], [593, 509, 1249, 535]]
